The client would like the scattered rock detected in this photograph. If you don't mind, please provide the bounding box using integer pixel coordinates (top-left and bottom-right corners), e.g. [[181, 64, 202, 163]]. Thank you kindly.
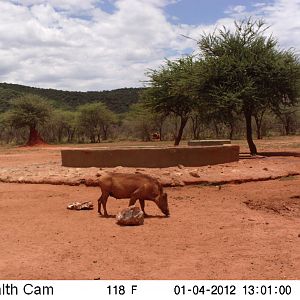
[[116, 206, 144, 226], [114, 166, 124, 171], [177, 164, 184, 169], [171, 178, 185, 186], [263, 168, 269, 171], [67, 201, 94, 210], [189, 170, 200, 178], [173, 172, 183, 176], [18, 176, 25, 182]]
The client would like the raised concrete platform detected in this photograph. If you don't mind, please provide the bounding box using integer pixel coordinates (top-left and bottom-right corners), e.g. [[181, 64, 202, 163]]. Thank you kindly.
[[61, 145, 239, 168], [188, 139, 231, 146]]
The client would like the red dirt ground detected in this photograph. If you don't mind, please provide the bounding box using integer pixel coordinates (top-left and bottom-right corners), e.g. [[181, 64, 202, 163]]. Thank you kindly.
[[0, 138, 300, 280]]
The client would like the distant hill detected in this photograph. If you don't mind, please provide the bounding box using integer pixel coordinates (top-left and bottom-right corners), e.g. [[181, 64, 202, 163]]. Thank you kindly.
[[0, 82, 145, 113]]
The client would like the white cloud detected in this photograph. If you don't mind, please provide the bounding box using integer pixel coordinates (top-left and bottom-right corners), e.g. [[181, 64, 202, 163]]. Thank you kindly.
[[0, 0, 299, 91], [225, 5, 246, 15], [0, 0, 192, 91], [226, 0, 300, 51]]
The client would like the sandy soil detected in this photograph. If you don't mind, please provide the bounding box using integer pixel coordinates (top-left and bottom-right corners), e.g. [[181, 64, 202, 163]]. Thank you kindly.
[[0, 138, 300, 280]]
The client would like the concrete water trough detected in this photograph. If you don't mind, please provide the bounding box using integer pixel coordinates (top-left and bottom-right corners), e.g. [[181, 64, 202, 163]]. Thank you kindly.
[[188, 139, 231, 146], [61, 145, 239, 168]]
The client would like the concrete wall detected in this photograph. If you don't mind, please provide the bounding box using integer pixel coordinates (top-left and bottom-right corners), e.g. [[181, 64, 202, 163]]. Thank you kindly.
[[61, 145, 239, 168], [188, 140, 231, 146]]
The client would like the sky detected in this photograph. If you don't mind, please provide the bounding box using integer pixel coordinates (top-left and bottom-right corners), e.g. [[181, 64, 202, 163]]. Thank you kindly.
[[0, 0, 299, 91]]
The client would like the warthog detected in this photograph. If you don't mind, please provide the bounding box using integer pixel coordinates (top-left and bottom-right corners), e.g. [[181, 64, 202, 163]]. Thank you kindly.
[[97, 173, 169, 217]]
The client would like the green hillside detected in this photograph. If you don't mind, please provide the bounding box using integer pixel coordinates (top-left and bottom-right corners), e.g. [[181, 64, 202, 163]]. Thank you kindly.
[[0, 82, 144, 113]]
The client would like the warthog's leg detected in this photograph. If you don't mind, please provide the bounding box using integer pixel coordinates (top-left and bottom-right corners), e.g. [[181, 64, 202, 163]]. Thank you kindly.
[[98, 191, 109, 216], [129, 187, 148, 216], [97, 195, 102, 214], [129, 187, 144, 207], [139, 200, 148, 217]]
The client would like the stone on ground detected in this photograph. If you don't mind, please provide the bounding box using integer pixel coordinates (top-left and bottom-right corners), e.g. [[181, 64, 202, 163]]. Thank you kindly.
[[116, 206, 144, 226], [67, 201, 94, 210]]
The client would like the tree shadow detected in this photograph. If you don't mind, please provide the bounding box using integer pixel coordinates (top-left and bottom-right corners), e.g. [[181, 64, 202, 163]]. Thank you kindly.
[[97, 214, 169, 219], [240, 151, 300, 158], [144, 214, 169, 219], [258, 151, 300, 157], [98, 214, 116, 219]]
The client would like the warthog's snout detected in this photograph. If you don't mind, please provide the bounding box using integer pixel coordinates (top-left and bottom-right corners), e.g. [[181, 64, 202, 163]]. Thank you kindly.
[[159, 192, 170, 217]]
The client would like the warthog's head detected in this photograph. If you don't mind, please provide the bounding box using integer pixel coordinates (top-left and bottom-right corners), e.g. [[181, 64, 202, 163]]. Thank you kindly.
[[157, 192, 170, 217]]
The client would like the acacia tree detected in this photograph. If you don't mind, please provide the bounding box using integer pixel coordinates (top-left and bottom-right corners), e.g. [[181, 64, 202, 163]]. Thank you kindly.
[[144, 56, 203, 145], [198, 19, 300, 154], [8, 94, 51, 146], [77, 102, 116, 143], [42, 109, 79, 143], [99, 106, 117, 140], [124, 102, 165, 141], [274, 106, 298, 135]]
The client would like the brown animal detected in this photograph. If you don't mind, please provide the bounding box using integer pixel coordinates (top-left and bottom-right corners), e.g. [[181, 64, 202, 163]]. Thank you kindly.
[[151, 132, 160, 140], [97, 173, 169, 217]]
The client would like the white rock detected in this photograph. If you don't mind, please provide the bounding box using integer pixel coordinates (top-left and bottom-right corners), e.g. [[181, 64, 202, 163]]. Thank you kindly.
[[116, 206, 144, 226]]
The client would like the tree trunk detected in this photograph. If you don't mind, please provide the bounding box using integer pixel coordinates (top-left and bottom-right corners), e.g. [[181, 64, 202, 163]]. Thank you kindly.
[[285, 115, 291, 135], [254, 115, 262, 139], [244, 112, 257, 155], [191, 116, 201, 140], [96, 134, 101, 143], [213, 121, 220, 138], [90, 135, 96, 143], [102, 125, 108, 140], [26, 126, 46, 146], [58, 128, 63, 143], [228, 122, 234, 140], [159, 126, 163, 141], [67, 129, 75, 142], [174, 116, 188, 146]]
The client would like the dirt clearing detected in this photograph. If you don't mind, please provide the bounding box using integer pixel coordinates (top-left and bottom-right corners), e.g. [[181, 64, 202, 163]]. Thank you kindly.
[[0, 177, 299, 280], [0, 138, 300, 279]]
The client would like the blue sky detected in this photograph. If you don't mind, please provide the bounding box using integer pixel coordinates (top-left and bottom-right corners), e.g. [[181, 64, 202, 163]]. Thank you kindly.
[[97, 0, 275, 25], [164, 0, 274, 24], [0, 0, 299, 91]]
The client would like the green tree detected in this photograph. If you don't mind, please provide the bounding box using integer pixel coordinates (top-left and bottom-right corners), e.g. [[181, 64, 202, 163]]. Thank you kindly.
[[99, 106, 118, 140], [198, 19, 300, 154], [42, 109, 79, 143], [144, 56, 203, 145], [8, 94, 52, 145], [77, 102, 116, 143], [274, 106, 298, 135], [0, 87, 22, 113], [124, 102, 165, 141]]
